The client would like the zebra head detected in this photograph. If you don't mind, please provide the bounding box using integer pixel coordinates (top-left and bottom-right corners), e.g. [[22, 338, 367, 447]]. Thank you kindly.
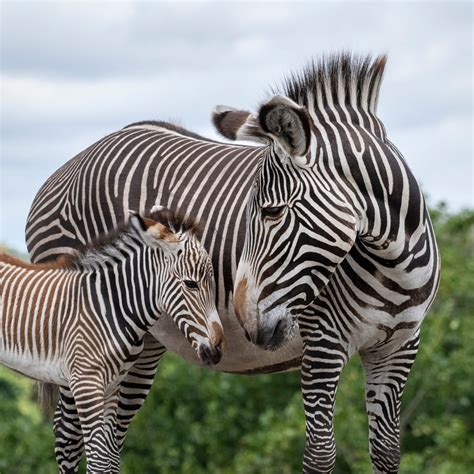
[[132, 209, 224, 365], [214, 94, 360, 350]]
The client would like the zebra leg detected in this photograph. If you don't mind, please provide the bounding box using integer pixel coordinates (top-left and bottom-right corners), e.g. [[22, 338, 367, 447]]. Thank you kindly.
[[360, 331, 420, 474], [54, 387, 84, 473], [52, 334, 166, 472], [103, 391, 121, 474], [69, 377, 110, 474], [104, 335, 166, 473], [300, 321, 351, 473], [115, 334, 167, 452]]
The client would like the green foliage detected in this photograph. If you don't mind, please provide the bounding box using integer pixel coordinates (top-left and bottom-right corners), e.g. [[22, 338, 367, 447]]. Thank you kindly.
[[0, 367, 56, 473], [1, 206, 472, 473]]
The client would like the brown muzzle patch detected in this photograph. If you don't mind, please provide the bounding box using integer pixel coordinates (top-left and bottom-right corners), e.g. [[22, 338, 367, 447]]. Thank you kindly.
[[234, 276, 248, 326], [211, 321, 225, 351]]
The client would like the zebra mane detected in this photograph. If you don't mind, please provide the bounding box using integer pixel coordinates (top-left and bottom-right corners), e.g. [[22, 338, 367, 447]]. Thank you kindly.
[[148, 207, 201, 236], [279, 52, 387, 115], [4, 210, 201, 272], [71, 208, 201, 268]]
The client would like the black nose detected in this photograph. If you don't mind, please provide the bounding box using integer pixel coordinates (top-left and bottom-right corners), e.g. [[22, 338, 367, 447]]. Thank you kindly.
[[198, 342, 222, 366]]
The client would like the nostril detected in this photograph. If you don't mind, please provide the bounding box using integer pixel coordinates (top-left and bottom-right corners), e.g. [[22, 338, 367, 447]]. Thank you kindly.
[[256, 318, 287, 349], [273, 319, 283, 337], [244, 328, 251, 342], [198, 342, 223, 366]]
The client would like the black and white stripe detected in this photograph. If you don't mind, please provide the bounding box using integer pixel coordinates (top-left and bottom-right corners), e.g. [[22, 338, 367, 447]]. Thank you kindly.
[[25, 53, 439, 473], [26, 118, 304, 472], [225, 54, 440, 473], [3, 211, 222, 473]]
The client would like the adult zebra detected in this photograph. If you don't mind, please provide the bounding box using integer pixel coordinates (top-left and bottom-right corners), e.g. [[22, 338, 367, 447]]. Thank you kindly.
[[26, 92, 303, 470], [215, 56, 440, 473], [25, 53, 438, 472]]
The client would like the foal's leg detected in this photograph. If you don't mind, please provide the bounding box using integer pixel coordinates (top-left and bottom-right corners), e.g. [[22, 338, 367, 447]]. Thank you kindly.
[[105, 336, 167, 473], [70, 375, 109, 474], [52, 334, 166, 472], [103, 391, 120, 474], [299, 310, 352, 474], [115, 334, 167, 452], [54, 387, 84, 473], [360, 331, 420, 474]]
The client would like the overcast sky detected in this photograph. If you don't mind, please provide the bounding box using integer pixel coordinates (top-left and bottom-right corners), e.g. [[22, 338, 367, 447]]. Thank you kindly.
[[1, 1, 472, 252]]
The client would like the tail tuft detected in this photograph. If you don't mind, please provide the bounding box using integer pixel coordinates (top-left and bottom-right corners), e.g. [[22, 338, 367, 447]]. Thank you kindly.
[[37, 382, 59, 419]]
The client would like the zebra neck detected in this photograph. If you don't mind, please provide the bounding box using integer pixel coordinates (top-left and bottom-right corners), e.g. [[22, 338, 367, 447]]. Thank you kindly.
[[305, 97, 387, 143], [86, 247, 162, 347]]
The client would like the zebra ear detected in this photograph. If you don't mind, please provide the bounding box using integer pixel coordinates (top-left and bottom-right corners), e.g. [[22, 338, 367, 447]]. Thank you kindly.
[[128, 211, 147, 231], [258, 96, 311, 157], [212, 106, 268, 144], [146, 222, 179, 242], [129, 211, 181, 253], [145, 221, 181, 254]]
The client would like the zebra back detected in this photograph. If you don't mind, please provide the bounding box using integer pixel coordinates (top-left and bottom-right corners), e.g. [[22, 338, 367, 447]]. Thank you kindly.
[[26, 125, 262, 312]]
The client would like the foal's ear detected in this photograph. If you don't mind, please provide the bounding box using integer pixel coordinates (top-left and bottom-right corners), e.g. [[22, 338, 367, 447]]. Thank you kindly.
[[212, 106, 267, 144], [145, 222, 179, 244], [145, 223, 181, 254], [129, 211, 180, 253], [258, 96, 311, 157]]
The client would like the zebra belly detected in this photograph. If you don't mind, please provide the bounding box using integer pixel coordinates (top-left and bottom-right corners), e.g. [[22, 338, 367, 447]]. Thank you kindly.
[[0, 351, 68, 386]]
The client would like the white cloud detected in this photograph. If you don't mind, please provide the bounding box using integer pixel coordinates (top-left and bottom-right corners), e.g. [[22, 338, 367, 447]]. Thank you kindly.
[[1, 1, 472, 252]]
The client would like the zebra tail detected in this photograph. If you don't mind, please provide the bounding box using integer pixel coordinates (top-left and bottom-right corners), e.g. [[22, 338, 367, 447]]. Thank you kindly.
[[37, 382, 59, 419]]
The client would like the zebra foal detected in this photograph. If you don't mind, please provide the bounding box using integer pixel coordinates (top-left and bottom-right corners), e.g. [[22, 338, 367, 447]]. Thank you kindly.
[[0, 209, 223, 473]]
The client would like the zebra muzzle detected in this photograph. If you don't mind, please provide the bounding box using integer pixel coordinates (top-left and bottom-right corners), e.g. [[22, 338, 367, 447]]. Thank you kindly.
[[198, 341, 223, 366], [255, 316, 291, 351]]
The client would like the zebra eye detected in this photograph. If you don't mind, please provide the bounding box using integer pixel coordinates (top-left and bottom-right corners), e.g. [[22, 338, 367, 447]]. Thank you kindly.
[[261, 206, 285, 219], [184, 280, 199, 290]]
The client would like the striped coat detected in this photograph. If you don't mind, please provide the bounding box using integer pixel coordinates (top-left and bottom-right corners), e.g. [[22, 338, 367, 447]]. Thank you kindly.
[[3, 210, 223, 472]]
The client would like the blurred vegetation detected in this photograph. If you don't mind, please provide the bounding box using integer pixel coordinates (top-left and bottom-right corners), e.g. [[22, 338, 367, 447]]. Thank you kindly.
[[1, 205, 473, 473]]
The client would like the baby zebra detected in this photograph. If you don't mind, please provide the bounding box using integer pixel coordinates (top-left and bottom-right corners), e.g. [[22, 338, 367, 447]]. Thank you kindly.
[[0, 209, 224, 473]]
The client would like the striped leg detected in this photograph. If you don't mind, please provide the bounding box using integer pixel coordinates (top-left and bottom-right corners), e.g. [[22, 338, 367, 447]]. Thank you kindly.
[[300, 316, 351, 473], [115, 334, 167, 452], [69, 376, 109, 473], [103, 391, 121, 474], [54, 388, 84, 473], [53, 335, 166, 473], [54, 388, 118, 473], [361, 332, 420, 474]]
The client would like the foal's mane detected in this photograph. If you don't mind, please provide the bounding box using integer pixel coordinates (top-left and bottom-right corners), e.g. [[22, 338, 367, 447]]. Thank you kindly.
[[0, 252, 73, 271], [71, 208, 201, 267], [1, 209, 200, 272]]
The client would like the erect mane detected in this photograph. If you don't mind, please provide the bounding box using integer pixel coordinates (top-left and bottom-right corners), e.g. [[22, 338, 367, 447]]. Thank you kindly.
[[72, 208, 201, 267], [146, 207, 202, 236], [2, 209, 202, 272], [0, 251, 73, 271], [279, 52, 387, 115]]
